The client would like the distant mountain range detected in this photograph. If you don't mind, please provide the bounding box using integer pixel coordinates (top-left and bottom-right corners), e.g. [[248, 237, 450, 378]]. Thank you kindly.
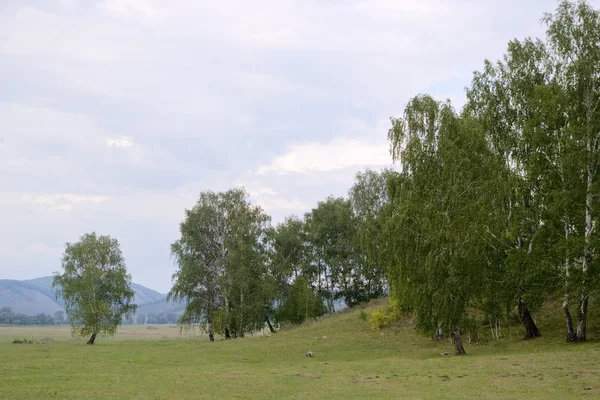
[[0, 276, 185, 317]]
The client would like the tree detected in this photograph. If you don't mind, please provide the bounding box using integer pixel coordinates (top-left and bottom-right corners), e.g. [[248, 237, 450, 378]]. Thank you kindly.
[[386, 95, 504, 355], [136, 314, 146, 324], [304, 197, 356, 310], [271, 216, 307, 282], [465, 37, 554, 339], [146, 314, 158, 324], [168, 188, 275, 341], [466, 0, 600, 342], [53, 232, 137, 344], [54, 310, 65, 325], [542, 0, 600, 343], [275, 276, 327, 325], [348, 168, 393, 303], [0, 307, 13, 324]]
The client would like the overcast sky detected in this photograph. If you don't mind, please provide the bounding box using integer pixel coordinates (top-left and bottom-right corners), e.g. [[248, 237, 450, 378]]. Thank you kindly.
[[0, 0, 589, 293]]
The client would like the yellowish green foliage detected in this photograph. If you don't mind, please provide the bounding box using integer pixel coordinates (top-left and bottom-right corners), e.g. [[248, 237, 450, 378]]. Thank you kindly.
[[369, 299, 401, 330]]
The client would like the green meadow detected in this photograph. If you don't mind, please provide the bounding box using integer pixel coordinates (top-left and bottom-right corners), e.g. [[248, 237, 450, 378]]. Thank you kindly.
[[1, 301, 599, 399]]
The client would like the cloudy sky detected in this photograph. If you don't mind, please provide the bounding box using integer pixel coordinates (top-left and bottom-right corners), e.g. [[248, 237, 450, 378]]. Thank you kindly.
[[0, 0, 585, 293]]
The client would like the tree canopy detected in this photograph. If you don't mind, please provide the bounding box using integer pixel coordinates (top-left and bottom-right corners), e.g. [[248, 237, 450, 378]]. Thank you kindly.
[[53, 232, 137, 344]]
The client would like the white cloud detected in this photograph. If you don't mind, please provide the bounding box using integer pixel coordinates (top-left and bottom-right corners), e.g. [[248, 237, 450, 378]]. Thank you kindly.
[[106, 136, 134, 148], [245, 186, 278, 197], [102, 0, 157, 17], [20, 193, 111, 212], [2, 0, 591, 292], [256, 137, 391, 176], [234, 182, 308, 219]]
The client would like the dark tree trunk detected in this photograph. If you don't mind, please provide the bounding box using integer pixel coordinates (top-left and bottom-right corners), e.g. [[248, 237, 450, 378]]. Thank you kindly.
[[453, 328, 466, 356], [239, 329, 244, 338], [265, 315, 276, 333], [225, 327, 231, 340], [87, 332, 97, 345], [562, 300, 576, 342], [576, 294, 589, 342], [518, 298, 541, 339], [206, 320, 215, 342]]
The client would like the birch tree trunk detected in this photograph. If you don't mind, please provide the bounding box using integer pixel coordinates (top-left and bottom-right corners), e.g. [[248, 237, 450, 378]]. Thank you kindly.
[[265, 315, 276, 333], [563, 255, 577, 342], [453, 328, 466, 356], [576, 142, 593, 342], [87, 332, 97, 345], [518, 298, 541, 339], [207, 322, 215, 342]]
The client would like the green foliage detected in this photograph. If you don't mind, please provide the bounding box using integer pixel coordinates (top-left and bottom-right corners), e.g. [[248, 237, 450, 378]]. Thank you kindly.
[[52, 232, 137, 343], [145, 312, 177, 324], [465, 0, 600, 341], [369, 300, 401, 330], [348, 169, 392, 304], [0, 307, 57, 326], [385, 95, 504, 336], [358, 309, 368, 321], [54, 310, 65, 324], [304, 196, 358, 310], [275, 276, 327, 325], [168, 188, 274, 337]]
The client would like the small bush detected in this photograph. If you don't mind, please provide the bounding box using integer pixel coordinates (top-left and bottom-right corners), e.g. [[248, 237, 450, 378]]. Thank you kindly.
[[369, 299, 402, 330], [370, 311, 392, 330], [359, 310, 368, 321], [12, 338, 34, 344]]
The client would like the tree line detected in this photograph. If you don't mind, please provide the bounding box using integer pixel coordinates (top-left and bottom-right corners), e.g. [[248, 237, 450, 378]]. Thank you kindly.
[[52, 1, 598, 351], [0, 307, 66, 326], [383, 0, 600, 354], [167, 174, 389, 340]]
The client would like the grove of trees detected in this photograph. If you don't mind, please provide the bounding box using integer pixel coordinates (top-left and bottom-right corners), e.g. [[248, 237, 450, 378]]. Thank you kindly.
[[164, 1, 599, 355], [0, 307, 62, 326], [34, 1, 598, 355]]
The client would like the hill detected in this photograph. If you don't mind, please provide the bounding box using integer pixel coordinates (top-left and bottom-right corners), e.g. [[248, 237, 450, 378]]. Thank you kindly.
[[0, 276, 182, 317]]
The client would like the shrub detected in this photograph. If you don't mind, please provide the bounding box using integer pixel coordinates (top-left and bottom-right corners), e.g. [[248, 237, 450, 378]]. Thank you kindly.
[[359, 310, 368, 321], [369, 300, 401, 330]]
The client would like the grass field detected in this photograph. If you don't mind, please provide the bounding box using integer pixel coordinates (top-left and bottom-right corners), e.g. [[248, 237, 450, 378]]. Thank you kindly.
[[1, 301, 599, 399], [0, 323, 208, 343]]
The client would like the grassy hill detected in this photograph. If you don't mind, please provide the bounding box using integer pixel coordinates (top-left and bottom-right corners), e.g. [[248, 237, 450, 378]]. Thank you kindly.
[[0, 276, 181, 317], [1, 299, 599, 399], [0, 279, 63, 315]]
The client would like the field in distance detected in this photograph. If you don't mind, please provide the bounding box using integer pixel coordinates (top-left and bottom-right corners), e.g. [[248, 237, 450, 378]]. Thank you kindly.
[[1, 300, 599, 399], [0, 324, 209, 343]]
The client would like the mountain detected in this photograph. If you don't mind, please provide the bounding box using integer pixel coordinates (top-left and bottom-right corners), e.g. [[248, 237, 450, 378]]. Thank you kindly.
[[0, 276, 183, 317], [0, 279, 63, 315]]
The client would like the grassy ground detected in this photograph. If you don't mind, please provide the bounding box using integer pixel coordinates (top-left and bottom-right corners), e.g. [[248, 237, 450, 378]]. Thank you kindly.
[[1, 301, 599, 399], [0, 324, 207, 343]]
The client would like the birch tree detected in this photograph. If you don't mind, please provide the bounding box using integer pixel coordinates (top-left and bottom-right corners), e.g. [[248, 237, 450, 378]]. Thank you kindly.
[[467, 0, 600, 342], [386, 95, 503, 355], [348, 168, 392, 303], [543, 0, 600, 342], [52, 232, 137, 345], [168, 188, 274, 340]]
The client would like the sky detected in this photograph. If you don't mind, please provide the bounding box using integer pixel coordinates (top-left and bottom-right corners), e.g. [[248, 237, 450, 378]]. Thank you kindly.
[[0, 0, 590, 293]]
